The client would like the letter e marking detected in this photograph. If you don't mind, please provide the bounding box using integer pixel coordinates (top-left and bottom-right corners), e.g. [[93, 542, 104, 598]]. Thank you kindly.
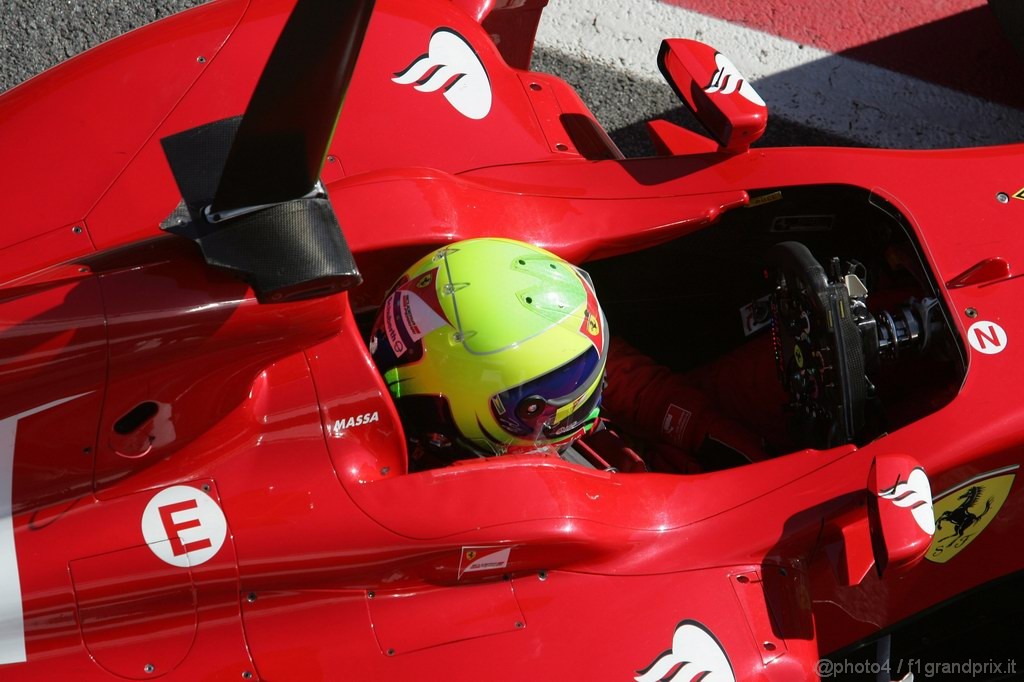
[[142, 485, 227, 568], [158, 499, 213, 557]]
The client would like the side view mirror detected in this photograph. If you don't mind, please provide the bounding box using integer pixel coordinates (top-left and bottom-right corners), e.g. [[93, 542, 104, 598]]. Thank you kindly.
[[657, 39, 767, 153], [867, 454, 935, 577]]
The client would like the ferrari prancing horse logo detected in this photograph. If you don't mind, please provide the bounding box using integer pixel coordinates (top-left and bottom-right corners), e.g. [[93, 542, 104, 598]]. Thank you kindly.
[[926, 465, 1017, 563]]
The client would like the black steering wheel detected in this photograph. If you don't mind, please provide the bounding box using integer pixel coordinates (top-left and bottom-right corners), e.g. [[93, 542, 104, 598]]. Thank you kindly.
[[766, 242, 867, 449]]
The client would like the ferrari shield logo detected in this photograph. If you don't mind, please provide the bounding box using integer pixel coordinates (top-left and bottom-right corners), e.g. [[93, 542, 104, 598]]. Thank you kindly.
[[458, 546, 511, 579], [926, 466, 1017, 564]]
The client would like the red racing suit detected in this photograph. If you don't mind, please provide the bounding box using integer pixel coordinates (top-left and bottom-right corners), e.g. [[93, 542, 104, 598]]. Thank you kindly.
[[599, 335, 789, 472]]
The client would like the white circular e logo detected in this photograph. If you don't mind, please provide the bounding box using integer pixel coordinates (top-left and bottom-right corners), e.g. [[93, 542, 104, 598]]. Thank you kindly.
[[141, 485, 227, 567], [967, 320, 1008, 355]]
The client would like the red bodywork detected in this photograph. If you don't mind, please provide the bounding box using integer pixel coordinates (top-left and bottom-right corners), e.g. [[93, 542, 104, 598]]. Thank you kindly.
[[0, 0, 1020, 680]]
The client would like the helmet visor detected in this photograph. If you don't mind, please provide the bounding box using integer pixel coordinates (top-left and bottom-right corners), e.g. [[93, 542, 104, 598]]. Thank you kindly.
[[490, 332, 607, 442]]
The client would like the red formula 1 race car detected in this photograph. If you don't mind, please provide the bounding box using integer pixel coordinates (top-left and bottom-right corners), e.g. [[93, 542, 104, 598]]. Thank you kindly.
[[0, 0, 1021, 680]]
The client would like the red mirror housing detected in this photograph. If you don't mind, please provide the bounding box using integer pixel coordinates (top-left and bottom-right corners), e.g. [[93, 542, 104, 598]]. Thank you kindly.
[[658, 39, 768, 154], [867, 455, 936, 577]]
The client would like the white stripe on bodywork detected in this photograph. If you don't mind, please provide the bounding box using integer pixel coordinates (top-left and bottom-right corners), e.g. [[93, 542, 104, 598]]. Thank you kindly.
[[536, 1, 1024, 148], [1, 393, 90, 665]]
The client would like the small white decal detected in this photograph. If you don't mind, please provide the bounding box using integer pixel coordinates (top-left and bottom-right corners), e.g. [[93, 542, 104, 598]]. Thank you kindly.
[[705, 52, 765, 107], [967, 320, 1007, 355], [636, 620, 735, 682], [399, 291, 447, 342], [393, 28, 492, 120], [458, 546, 511, 578], [740, 294, 772, 336], [331, 411, 380, 436], [879, 466, 935, 536], [661, 404, 692, 446], [383, 296, 408, 357], [141, 486, 227, 568]]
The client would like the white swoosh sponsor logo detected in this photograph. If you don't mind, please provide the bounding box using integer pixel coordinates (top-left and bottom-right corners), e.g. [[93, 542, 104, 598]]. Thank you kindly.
[[879, 466, 935, 536], [705, 52, 765, 106], [636, 620, 735, 682], [393, 28, 492, 120]]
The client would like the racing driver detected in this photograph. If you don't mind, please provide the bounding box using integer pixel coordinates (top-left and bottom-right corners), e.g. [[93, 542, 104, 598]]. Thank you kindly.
[[369, 237, 771, 472]]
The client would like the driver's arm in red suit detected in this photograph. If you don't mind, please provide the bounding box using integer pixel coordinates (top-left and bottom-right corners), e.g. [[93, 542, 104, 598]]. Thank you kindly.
[[601, 336, 786, 467]]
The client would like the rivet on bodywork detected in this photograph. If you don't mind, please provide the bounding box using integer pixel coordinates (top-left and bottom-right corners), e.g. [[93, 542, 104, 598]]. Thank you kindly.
[[965, 307, 979, 318], [144, 664, 155, 674], [997, 192, 1010, 204]]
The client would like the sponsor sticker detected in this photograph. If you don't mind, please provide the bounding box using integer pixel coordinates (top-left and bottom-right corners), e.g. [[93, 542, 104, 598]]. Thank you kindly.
[[142, 485, 227, 568], [399, 291, 447, 342], [745, 191, 783, 208], [458, 546, 511, 579], [966, 320, 1007, 355], [926, 465, 1018, 564], [662, 404, 692, 446], [383, 295, 407, 357], [636, 620, 735, 682], [392, 28, 492, 120], [704, 52, 764, 106], [878, 466, 935, 535], [331, 411, 381, 436]]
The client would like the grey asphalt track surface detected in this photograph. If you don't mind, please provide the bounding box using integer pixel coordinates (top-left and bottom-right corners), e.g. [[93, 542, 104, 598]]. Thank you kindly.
[[0, 1, 202, 91], [0, 0, 850, 157]]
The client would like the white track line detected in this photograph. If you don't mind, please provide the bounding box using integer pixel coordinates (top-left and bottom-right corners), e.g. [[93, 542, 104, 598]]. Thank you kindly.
[[537, 0, 1024, 148]]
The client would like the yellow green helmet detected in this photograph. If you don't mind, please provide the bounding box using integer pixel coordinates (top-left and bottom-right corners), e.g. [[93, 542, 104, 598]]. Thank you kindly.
[[370, 238, 607, 458]]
